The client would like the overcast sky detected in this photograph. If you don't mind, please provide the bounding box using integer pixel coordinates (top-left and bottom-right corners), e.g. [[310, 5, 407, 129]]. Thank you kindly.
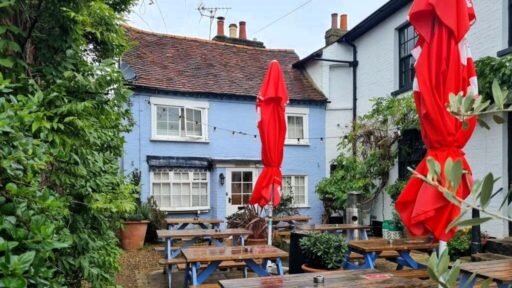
[[127, 0, 390, 57]]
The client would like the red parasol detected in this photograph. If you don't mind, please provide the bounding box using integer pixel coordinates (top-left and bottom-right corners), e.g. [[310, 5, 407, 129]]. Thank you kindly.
[[395, 0, 479, 241], [249, 60, 288, 208]]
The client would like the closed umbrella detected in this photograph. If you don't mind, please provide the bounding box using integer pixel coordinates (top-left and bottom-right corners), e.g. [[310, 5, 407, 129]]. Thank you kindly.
[[395, 0, 478, 246], [249, 60, 288, 245]]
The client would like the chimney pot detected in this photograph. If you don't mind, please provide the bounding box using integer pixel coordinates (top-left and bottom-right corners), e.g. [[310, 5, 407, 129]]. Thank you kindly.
[[229, 23, 237, 38], [239, 21, 247, 40], [340, 14, 348, 32], [216, 17, 225, 37], [331, 13, 338, 29]]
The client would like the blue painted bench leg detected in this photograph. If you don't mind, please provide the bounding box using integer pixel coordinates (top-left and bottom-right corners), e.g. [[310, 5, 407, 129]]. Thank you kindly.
[[398, 251, 425, 269], [343, 251, 377, 270], [178, 223, 188, 230], [245, 259, 270, 276], [275, 257, 284, 275], [190, 261, 221, 286]]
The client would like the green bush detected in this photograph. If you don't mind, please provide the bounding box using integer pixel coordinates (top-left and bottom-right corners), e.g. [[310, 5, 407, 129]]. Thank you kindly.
[[447, 229, 471, 260], [299, 233, 348, 270], [0, 0, 137, 287]]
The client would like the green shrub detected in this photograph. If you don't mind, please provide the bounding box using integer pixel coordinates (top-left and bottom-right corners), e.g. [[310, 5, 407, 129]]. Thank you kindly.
[[299, 233, 348, 270], [447, 229, 471, 260]]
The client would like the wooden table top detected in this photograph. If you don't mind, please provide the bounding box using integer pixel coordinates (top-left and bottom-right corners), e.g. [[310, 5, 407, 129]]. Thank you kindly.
[[182, 245, 288, 262], [459, 259, 512, 282], [218, 269, 431, 288], [156, 228, 252, 239], [348, 238, 438, 253], [165, 218, 224, 224], [273, 215, 311, 222], [296, 223, 371, 231]]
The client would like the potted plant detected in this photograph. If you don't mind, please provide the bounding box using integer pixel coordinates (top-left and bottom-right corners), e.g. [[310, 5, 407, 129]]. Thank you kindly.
[[119, 169, 151, 250], [226, 205, 267, 245], [299, 232, 348, 272]]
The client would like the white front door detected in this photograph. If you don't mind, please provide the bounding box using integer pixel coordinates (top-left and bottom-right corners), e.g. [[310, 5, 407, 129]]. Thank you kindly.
[[225, 168, 259, 216]]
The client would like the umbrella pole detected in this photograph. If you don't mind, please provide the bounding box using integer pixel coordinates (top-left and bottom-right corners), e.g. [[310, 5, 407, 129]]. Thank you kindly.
[[268, 183, 273, 246]]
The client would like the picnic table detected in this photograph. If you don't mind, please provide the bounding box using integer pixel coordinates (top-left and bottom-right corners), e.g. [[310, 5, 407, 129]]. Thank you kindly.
[[165, 217, 223, 230], [295, 223, 371, 241], [156, 229, 252, 259], [458, 259, 512, 288], [344, 238, 438, 270], [183, 245, 287, 286], [218, 269, 431, 288]]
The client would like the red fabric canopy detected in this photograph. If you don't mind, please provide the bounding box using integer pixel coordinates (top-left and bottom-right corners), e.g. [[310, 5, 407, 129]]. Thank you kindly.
[[249, 60, 289, 208], [395, 0, 478, 241]]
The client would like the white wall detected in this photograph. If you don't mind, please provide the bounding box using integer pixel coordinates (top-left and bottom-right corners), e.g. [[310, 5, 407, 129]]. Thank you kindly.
[[305, 0, 510, 237]]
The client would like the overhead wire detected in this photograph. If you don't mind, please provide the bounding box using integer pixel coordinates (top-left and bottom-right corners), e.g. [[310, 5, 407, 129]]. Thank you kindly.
[[253, 0, 313, 35]]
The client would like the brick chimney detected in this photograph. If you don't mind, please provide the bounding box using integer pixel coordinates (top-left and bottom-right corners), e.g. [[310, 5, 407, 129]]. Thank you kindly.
[[325, 13, 347, 45], [216, 17, 225, 37], [229, 23, 237, 38], [239, 21, 247, 40]]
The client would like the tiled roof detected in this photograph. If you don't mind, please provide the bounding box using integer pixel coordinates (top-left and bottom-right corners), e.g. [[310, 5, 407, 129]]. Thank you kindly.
[[122, 26, 326, 102]]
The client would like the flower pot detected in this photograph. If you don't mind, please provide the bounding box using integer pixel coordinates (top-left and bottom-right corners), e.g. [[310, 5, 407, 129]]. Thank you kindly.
[[301, 263, 343, 273], [246, 238, 267, 246], [120, 220, 150, 251]]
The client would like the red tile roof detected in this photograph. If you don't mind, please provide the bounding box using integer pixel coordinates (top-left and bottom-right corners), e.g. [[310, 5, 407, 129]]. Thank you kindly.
[[122, 26, 326, 102]]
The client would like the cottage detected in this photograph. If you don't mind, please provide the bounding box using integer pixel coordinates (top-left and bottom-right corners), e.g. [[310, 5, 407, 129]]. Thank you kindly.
[[298, 0, 511, 237], [121, 21, 327, 223]]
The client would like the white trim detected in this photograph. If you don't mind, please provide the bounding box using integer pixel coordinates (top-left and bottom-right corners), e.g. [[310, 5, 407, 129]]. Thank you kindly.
[[282, 175, 309, 207], [150, 97, 209, 142], [285, 107, 309, 145], [225, 168, 260, 216], [150, 168, 210, 211]]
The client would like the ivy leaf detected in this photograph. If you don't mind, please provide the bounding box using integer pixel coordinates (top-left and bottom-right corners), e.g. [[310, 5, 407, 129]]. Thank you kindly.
[[0, 58, 14, 68]]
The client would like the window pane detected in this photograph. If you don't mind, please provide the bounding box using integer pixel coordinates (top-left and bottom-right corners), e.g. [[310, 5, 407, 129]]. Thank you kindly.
[[243, 172, 252, 182], [232, 172, 242, 182], [242, 194, 250, 205], [242, 183, 252, 195], [232, 193, 242, 205], [232, 183, 241, 194]]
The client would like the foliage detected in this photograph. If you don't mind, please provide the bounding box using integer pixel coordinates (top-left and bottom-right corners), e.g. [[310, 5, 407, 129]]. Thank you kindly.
[[447, 229, 471, 260], [226, 205, 267, 239], [123, 169, 150, 221], [273, 193, 299, 217], [145, 196, 167, 243], [385, 180, 407, 203], [299, 233, 347, 270], [316, 95, 418, 216], [475, 56, 512, 102], [0, 0, 137, 287]]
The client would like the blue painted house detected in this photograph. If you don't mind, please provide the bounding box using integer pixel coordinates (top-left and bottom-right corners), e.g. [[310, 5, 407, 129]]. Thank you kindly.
[[121, 24, 327, 223]]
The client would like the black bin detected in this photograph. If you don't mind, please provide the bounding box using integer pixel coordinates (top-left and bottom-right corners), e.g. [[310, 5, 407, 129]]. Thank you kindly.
[[289, 231, 308, 274]]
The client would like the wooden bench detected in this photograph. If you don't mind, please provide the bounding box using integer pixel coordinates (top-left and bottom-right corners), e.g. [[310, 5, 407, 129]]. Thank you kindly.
[[390, 269, 429, 279], [348, 250, 399, 260], [189, 284, 221, 288], [158, 256, 260, 271]]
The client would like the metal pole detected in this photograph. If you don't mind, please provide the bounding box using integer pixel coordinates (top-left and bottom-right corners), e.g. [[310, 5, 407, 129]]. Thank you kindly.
[[470, 208, 481, 254], [268, 183, 273, 246]]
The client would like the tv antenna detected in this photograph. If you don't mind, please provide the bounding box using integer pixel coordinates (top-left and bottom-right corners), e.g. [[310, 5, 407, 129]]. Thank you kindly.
[[197, 3, 231, 39]]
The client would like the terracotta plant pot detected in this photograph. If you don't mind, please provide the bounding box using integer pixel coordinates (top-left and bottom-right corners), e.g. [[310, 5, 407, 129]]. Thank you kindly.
[[120, 220, 150, 251], [246, 238, 267, 246], [301, 263, 343, 273]]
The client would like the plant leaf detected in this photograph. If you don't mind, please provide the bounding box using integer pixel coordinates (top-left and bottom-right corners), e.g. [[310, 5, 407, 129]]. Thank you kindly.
[[480, 173, 494, 209], [493, 114, 505, 124], [492, 79, 504, 109], [446, 210, 467, 232], [456, 217, 493, 228]]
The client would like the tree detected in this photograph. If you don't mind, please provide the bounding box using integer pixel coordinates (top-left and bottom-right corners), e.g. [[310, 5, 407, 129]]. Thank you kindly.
[[0, 0, 137, 286]]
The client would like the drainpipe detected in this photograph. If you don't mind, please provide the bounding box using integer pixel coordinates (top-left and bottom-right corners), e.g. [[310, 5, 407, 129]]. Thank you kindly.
[[341, 38, 358, 155]]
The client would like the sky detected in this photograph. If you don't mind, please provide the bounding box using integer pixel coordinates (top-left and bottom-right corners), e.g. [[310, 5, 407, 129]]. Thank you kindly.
[[127, 0, 389, 57]]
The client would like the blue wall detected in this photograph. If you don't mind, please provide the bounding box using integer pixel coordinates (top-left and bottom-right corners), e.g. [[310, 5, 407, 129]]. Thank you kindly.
[[123, 91, 326, 224]]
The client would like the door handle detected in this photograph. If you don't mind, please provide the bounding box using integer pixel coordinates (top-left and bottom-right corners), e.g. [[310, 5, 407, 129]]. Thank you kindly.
[[228, 197, 231, 204]]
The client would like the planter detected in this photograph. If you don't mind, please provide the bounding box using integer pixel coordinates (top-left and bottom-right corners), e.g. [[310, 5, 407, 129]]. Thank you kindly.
[[246, 238, 267, 246], [120, 220, 150, 251], [301, 263, 343, 273]]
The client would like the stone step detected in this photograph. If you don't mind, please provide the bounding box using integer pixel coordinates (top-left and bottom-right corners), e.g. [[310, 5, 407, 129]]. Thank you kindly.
[[472, 252, 512, 262], [485, 238, 512, 256]]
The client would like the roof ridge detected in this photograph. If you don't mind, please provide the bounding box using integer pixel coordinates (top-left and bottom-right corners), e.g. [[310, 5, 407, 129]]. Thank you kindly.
[[123, 24, 296, 53]]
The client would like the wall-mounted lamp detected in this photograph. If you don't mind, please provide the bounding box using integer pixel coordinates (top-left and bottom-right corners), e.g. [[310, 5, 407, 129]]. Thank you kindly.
[[219, 173, 225, 186]]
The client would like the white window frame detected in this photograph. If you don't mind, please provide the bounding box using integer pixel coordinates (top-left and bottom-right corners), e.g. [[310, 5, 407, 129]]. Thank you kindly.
[[150, 97, 209, 142], [285, 107, 309, 145], [282, 175, 308, 207], [150, 168, 210, 211]]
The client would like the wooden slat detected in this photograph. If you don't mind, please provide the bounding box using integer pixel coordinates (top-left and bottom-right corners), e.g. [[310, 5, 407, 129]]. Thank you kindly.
[[459, 259, 512, 282], [182, 245, 288, 262], [273, 215, 311, 222], [176, 260, 262, 271], [390, 269, 429, 279], [348, 239, 438, 253], [296, 224, 372, 232], [189, 284, 221, 288], [165, 218, 224, 225], [219, 270, 431, 288], [349, 250, 399, 260], [158, 255, 188, 266], [156, 229, 252, 240]]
